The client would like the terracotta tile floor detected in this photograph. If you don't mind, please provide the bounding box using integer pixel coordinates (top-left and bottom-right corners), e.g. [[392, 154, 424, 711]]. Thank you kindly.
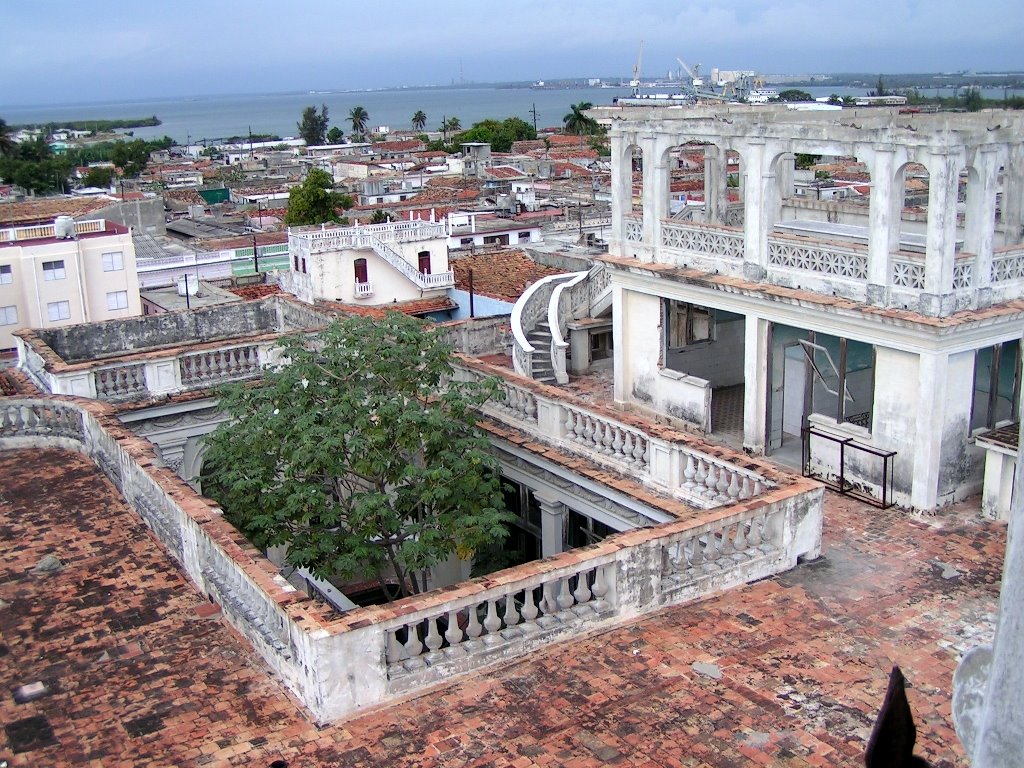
[[0, 448, 1005, 767]]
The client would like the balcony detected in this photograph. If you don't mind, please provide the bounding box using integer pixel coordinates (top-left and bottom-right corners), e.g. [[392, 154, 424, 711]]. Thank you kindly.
[[623, 213, 1024, 311], [16, 295, 332, 403], [353, 281, 375, 299]]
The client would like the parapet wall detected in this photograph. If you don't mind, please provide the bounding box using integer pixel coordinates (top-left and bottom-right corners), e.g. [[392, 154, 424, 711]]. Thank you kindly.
[[0, 394, 823, 723]]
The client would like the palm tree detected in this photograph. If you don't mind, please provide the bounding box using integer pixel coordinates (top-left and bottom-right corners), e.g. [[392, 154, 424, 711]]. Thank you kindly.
[[411, 110, 427, 132], [0, 119, 15, 158], [563, 102, 598, 135], [349, 106, 369, 140]]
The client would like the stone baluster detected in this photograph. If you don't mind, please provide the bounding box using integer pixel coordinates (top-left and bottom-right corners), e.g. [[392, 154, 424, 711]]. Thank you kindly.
[[719, 523, 735, 557], [740, 476, 752, 500], [540, 580, 558, 614], [611, 427, 623, 458], [733, 519, 748, 553], [502, 594, 520, 627], [464, 604, 483, 645], [556, 576, 575, 611], [564, 408, 576, 437], [704, 463, 719, 500], [716, 465, 731, 500], [386, 628, 403, 664], [483, 599, 502, 638], [695, 458, 708, 489], [521, 587, 539, 622], [683, 454, 697, 489], [582, 415, 595, 447], [573, 571, 592, 604], [591, 566, 610, 611], [703, 531, 720, 567], [424, 617, 443, 655], [633, 435, 647, 469], [444, 609, 463, 647], [747, 512, 764, 548], [601, 423, 615, 454], [727, 471, 741, 499], [397, 622, 417, 663]]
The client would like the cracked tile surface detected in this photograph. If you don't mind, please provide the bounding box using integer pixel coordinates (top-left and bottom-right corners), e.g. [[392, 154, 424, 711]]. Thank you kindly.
[[0, 448, 1004, 766]]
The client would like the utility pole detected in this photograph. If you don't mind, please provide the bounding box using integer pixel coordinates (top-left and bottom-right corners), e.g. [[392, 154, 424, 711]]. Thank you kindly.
[[530, 103, 538, 133], [252, 234, 260, 275]]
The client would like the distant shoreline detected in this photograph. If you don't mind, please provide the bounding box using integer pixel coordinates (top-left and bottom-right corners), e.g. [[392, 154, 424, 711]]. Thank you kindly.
[[10, 115, 162, 132]]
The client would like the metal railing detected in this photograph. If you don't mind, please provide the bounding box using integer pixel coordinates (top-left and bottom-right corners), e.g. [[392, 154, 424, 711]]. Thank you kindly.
[[802, 425, 895, 508]]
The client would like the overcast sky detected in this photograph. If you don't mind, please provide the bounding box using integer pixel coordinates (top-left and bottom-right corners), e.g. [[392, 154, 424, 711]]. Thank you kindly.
[[2, 0, 1021, 105]]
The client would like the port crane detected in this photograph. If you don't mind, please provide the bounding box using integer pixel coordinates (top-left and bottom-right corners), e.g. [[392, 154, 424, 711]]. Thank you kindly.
[[630, 40, 644, 96], [676, 57, 703, 90]]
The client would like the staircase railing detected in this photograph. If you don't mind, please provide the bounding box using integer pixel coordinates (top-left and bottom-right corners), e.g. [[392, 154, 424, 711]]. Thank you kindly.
[[364, 235, 454, 291], [511, 273, 576, 379]]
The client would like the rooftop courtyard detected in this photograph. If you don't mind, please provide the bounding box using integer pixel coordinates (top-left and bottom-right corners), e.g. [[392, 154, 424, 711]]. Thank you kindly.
[[0, 447, 1002, 767]]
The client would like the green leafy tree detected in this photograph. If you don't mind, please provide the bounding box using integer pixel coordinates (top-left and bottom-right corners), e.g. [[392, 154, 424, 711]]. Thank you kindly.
[[298, 104, 330, 146], [777, 89, 813, 102], [0, 118, 15, 157], [349, 106, 369, 140], [412, 110, 427, 131], [110, 138, 153, 177], [326, 126, 344, 144], [82, 166, 115, 188], [795, 153, 819, 169], [284, 167, 351, 226], [369, 209, 395, 223], [563, 102, 599, 135], [202, 312, 512, 598], [454, 117, 536, 153], [963, 88, 984, 112]]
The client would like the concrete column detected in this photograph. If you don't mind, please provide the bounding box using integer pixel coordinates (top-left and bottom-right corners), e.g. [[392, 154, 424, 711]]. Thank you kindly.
[[965, 145, 1001, 295], [611, 284, 627, 404], [961, 404, 1024, 765], [741, 139, 769, 280], [703, 144, 728, 225], [922, 149, 962, 313], [776, 153, 795, 202], [910, 350, 953, 510], [742, 313, 769, 454], [641, 138, 668, 250], [1001, 142, 1024, 246], [866, 147, 898, 303], [536, 492, 567, 558], [609, 133, 632, 252]]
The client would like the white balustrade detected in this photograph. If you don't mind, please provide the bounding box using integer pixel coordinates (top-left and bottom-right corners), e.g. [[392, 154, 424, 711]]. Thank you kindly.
[[991, 246, 1024, 284], [354, 281, 375, 298], [661, 221, 745, 260], [768, 233, 867, 281], [179, 345, 260, 387], [93, 364, 146, 399], [385, 561, 614, 676], [891, 257, 926, 290], [625, 215, 643, 243], [562, 404, 650, 471]]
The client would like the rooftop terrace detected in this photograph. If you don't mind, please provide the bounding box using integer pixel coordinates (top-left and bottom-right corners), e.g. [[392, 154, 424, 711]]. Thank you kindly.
[[0, 447, 1001, 766]]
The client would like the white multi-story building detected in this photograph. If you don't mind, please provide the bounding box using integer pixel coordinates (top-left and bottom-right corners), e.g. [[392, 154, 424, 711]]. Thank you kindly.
[[281, 219, 455, 306], [520, 104, 1022, 513], [0, 217, 141, 352]]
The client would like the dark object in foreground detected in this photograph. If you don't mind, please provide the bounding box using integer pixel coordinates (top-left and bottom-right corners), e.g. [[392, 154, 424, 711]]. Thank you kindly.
[[865, 666, 933, 767]]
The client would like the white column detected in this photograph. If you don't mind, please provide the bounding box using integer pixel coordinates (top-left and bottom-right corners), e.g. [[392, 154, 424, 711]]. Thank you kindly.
[[610, 133, 631, 251], [1001, 142, 1024, 247], [703, 144, 728, 224], [536, 492, 567, 558], [910, 351, 946, 510], [966, 409, 1024, 766], [611, 283, 627, 404], [922, 149, 961, 313], [742, 313, 769, 454], [741, 139, 769, 279], [641, 137, 668, 252], [965, 146, 1001, 295], [866, 147, 898, 302]]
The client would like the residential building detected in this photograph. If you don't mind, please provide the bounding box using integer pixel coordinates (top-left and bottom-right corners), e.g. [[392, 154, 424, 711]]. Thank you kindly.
[[280, 218, 456, 307], [523, 103, 1022, 513], [0, 217, 141, 352]]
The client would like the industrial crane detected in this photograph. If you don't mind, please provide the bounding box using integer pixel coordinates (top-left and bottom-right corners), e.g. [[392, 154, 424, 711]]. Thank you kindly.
[[630, 40, 644, 96], [676, 57, 704, 90]]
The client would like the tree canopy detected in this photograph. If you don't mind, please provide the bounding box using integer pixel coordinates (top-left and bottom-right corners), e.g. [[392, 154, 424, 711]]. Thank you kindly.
[[326, 126, 344, 144], [776, 89, 813, 102], [411, 110, 427, 131], [454, 117, 536, 153], [298, 104, 330, 146], [284, 167, 353, 226], [349, 106, 369, 140], [563, 102, 600, 135], [202, 312, 512, 599]]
